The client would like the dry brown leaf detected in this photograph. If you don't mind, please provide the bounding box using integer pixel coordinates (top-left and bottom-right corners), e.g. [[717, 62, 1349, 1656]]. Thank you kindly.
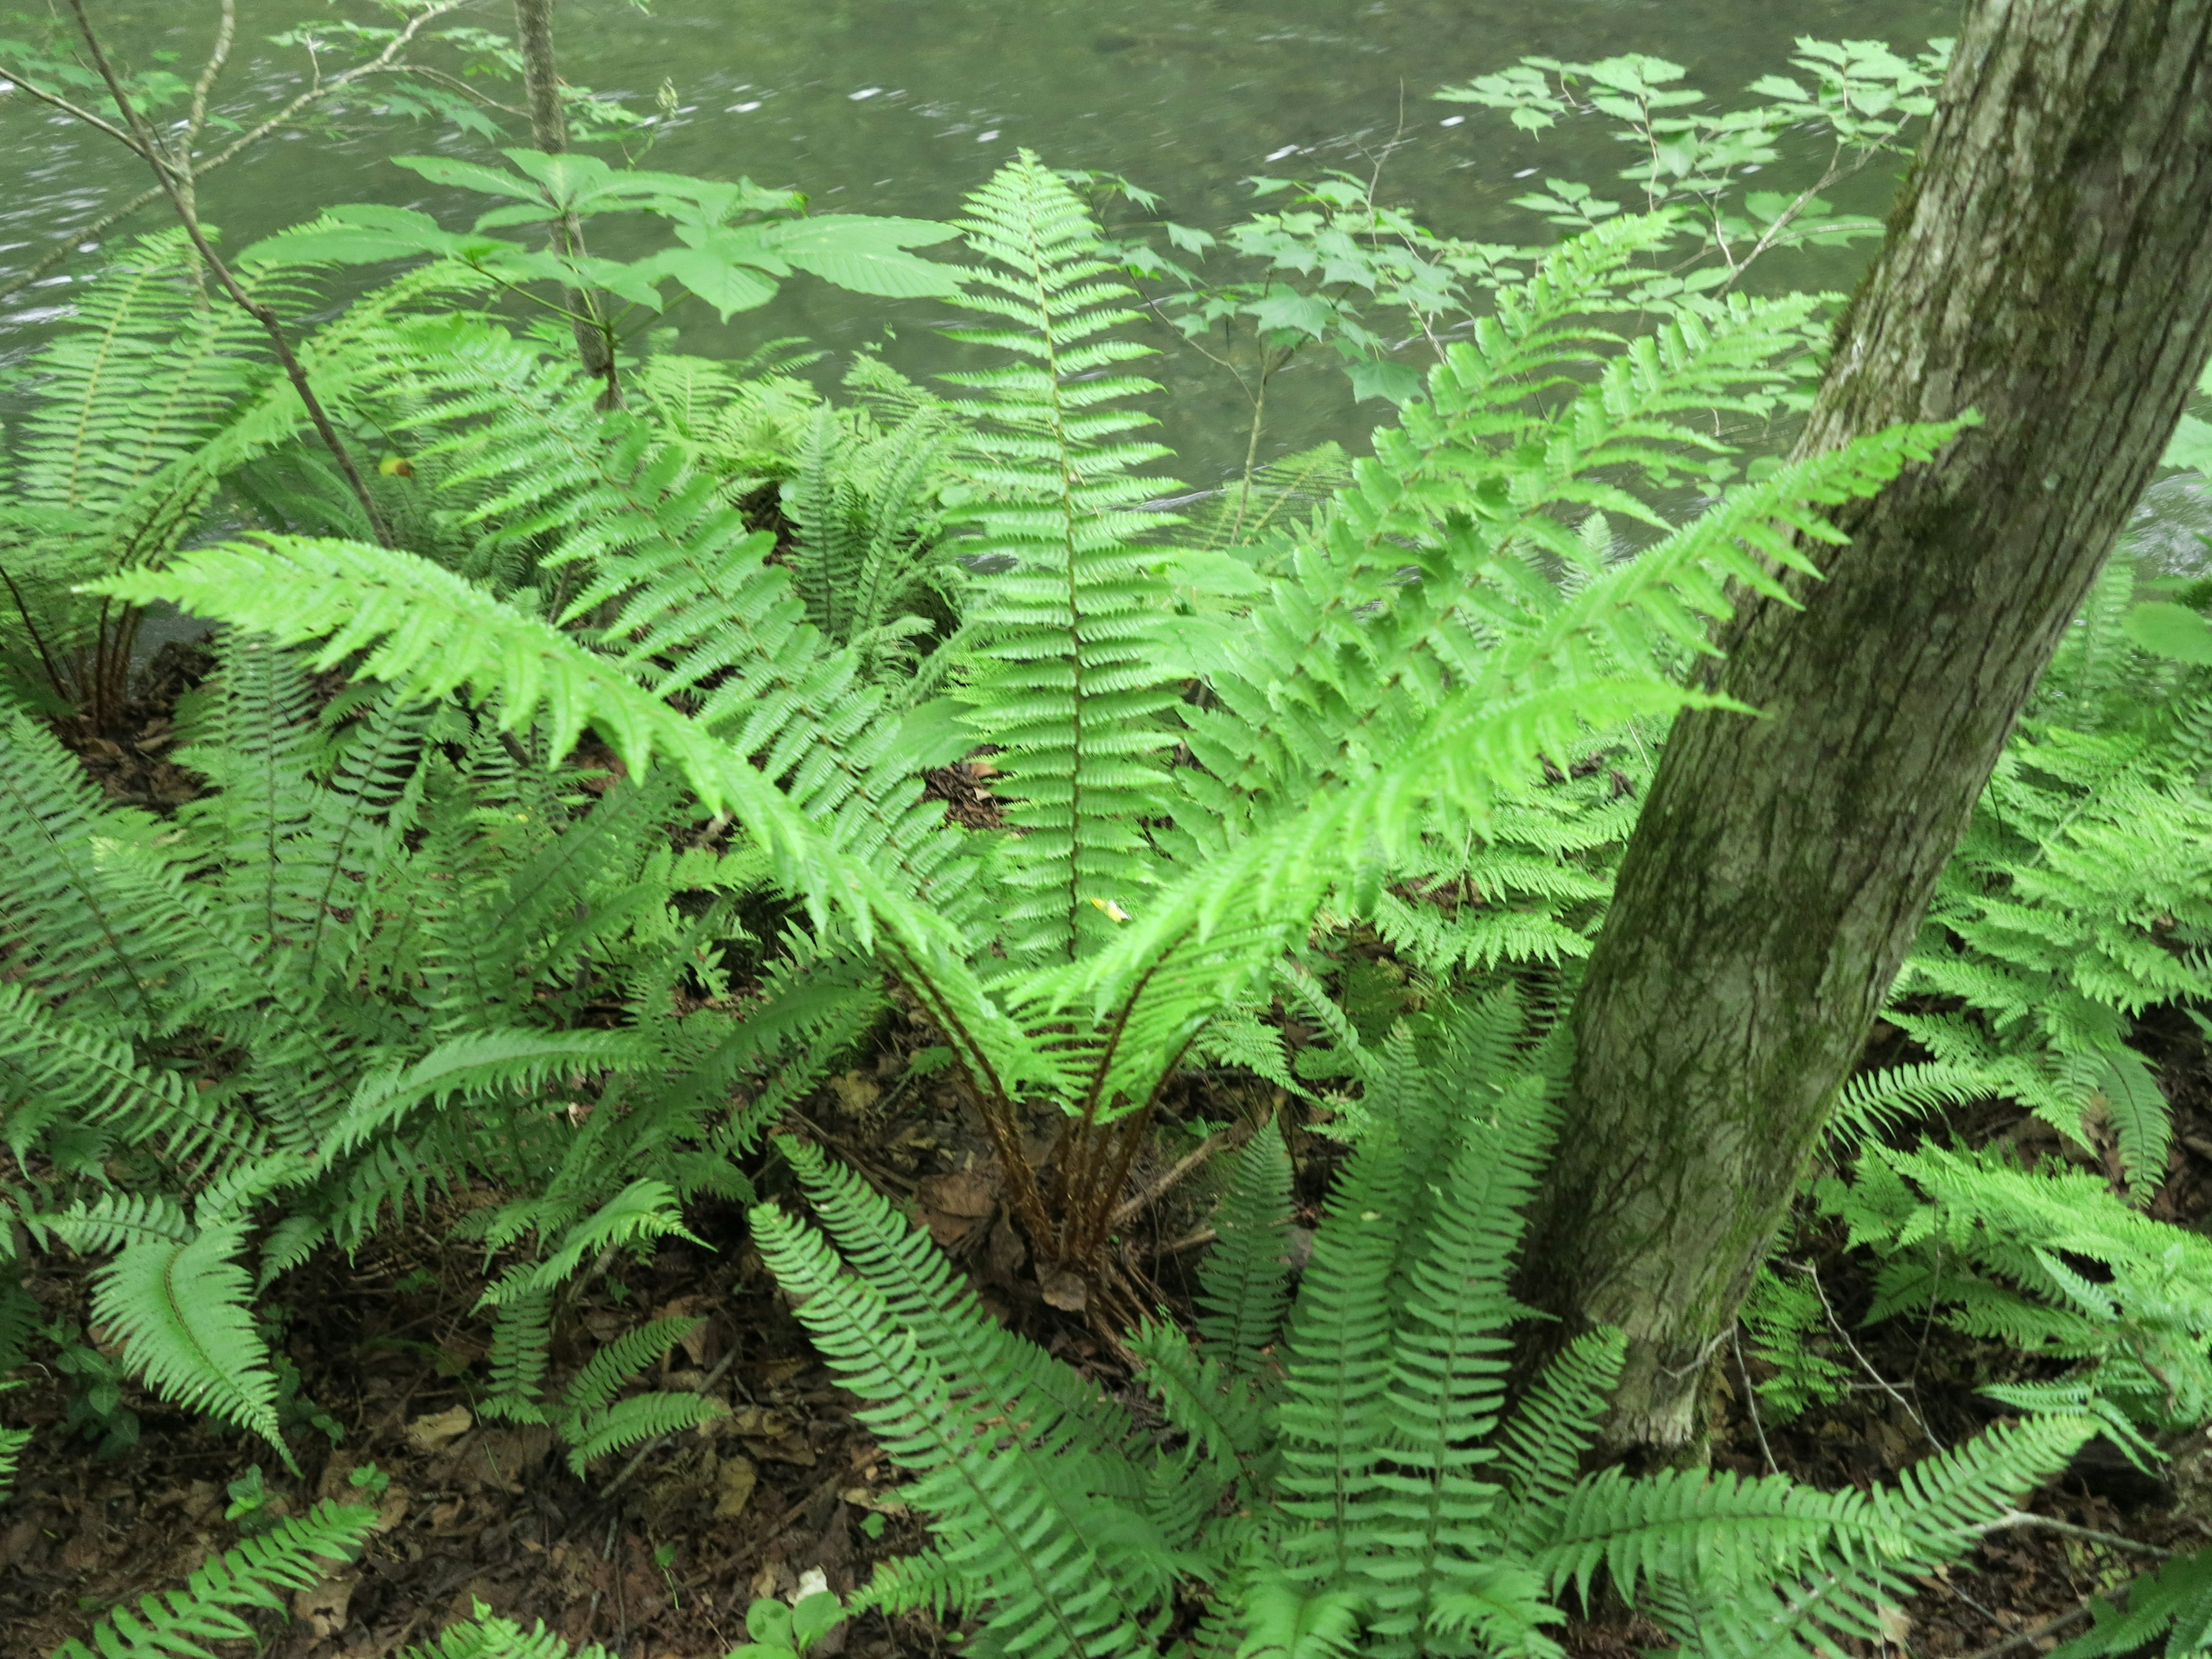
[[917, 1169, 995, 1219], [714, 1454, 759, 1518], [293, 1573, 358, 1638], [986, 1214, 1027, 1280], [374, 1486, 412, 1533], [830, 1072, 881, 1114], [405, 1403, 474, 1452], [1039, 1268, 1088, 1313], [840, 1486, 910, 1517], [729, 1405, 793, 1440]]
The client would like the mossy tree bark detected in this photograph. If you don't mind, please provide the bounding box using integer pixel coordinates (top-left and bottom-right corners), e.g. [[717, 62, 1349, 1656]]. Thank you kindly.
[[1517, 0, 2212, 1454]]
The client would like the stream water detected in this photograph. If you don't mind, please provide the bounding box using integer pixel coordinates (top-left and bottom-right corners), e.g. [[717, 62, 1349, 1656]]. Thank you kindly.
[[2, 1, 1978, 472], [2, 1, 2207, 555]]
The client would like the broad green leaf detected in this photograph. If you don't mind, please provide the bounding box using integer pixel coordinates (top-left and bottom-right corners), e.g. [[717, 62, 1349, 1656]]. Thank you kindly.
[[1346, 357, 1424, 406], [636, 246, 781, 320], [759, 215, 961, 297], [392, 153, 550, 202], [2123, 600, 2212, 665], [2164, 412, 2212, 474], [1246, 290, 1335, 338]]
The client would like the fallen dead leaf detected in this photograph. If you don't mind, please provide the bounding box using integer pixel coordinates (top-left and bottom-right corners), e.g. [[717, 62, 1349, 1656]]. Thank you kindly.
[[406, 1403, 474, 1452], [1876, 1603, 1911, 1644], [582, 1307, 630, 1342], [293, 1573, 359, 1638], [917, 1169, 995, 1219], [374, 1486, 412, 1533], [729, 1405, 792, 1440], [918, 1168, 997, 1248], [830, 1072, 881, 1114], [840, 1486, 910, 1517], [715, 1454, 759, 1518], [1039, 1268, 1088, 1313], [986, 1214, 1027, 1280]]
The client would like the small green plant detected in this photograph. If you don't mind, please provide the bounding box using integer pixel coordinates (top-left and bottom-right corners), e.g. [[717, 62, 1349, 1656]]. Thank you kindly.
[[2044, 1544, 2212, 1657], [223, 1465, 279, 1534], [727, 1591, 847, 1659]]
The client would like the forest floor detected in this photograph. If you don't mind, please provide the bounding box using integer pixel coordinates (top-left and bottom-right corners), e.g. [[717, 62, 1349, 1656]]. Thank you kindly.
[[7, 664, 2212, 1659]]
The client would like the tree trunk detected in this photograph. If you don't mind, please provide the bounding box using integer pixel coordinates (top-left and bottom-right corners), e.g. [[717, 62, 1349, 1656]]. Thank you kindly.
[[1517, 0, 2212, 1455], [510, 0, 617, 400]]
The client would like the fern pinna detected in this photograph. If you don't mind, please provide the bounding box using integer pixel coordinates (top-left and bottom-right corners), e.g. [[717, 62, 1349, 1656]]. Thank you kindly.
[[753, 988, 2092, 1659], [108, 158, 1967, 1317]]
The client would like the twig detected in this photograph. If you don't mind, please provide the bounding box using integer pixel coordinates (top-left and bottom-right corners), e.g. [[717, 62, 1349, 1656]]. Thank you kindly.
[[62, 0, 392, 547], [1, 75, 168, 165], [1989, 1509, 2175, 1559], [1958, 1601, 2094, 1659], [1109, 1131, 1232, 1231], [1732, 1325, 1778, 1476], [0, 1, 464, 305], [1792, 1260, 1943, 1451]]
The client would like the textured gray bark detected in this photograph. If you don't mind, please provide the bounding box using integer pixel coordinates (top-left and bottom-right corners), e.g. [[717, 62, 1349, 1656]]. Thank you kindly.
[[510, 0, 617, 397], [1518, 0, 2212, 1452]]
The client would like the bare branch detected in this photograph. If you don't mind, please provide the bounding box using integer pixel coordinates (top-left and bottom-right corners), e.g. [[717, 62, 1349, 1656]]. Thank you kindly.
[[0, 0, 467, 305], [60, 0, 392, 547], [1, 74, 171, 169]]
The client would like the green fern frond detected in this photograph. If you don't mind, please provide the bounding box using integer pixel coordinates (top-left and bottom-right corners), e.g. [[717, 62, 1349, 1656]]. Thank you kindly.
[[559, 1316, 702, 1418], [560, 1389, 726, 1476], [51, 1501, 378, 1659], [1494, 1331, 1628, 1554], [2044, 1543, 2212, 1658], [89, 1223, 291, 1464], [751, 1196, 1170, 1659], [943, 151, 1184, 964], [402, 1613, 612, 1659], [1195, 1117, 1294, 1380], [779, 1138, 1134, 1458]]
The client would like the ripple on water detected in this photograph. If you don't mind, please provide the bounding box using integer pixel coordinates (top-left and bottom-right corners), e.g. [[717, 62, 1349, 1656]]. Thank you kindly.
[[2128, 474, 2212, 577]]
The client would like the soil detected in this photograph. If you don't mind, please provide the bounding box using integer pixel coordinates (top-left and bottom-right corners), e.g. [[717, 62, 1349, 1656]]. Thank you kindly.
[[9, 667, 2212, 1659]]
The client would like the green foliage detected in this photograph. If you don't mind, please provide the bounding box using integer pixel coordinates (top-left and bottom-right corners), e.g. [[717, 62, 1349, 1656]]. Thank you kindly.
[[753, 990, 2089, 1659], [1737, 1267, 1853, 1425], [0, 631, 871, 1472], [1436, 37, 1946, 294], [100, 162, 1960, 1297], [2046, 1546, 2212, 1658], [1820, 1142, 2212, 1455], [51, 1499, 377, 1659]]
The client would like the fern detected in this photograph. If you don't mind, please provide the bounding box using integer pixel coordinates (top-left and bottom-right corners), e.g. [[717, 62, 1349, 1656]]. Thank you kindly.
[[52, 1499, 376, 1659], [1818, 1142, 2212, 1445], [100, 167, 1963, 1307], [751, 987, 2088, 1659], [942, 151, 1185, 965], [1192, 1116, 1294, 1381], [2045, 1545, 2212, 1658]]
